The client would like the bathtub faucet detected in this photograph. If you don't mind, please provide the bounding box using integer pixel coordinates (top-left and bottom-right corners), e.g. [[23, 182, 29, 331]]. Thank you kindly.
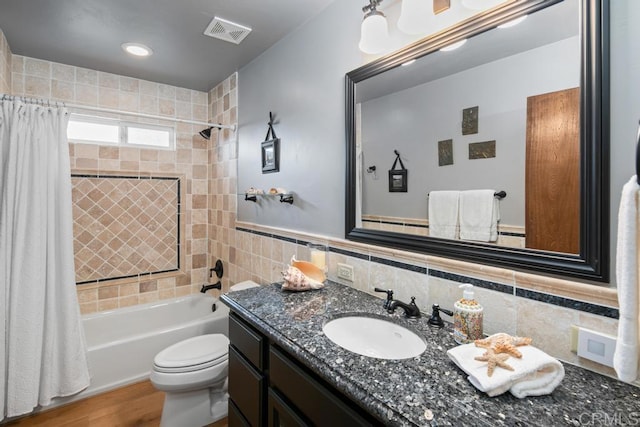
[[201, 281, 222, 293]]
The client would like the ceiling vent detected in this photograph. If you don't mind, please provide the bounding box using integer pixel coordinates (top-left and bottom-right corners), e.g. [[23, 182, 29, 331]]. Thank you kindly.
[[204, 16, 252, 45]]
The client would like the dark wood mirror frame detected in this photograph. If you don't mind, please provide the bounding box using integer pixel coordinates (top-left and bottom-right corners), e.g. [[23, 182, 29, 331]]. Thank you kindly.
[[345, 0, 609, 282]]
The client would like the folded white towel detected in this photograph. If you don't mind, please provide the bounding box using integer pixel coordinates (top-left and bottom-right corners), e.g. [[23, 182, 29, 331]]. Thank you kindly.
[[428, 191, 460, 239], [459, 190, 500, 242], [613, 175, 640, 382], [447, 343, 565, 398]]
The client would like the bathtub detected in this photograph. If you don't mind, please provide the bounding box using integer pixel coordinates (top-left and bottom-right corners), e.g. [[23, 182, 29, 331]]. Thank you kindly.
[[55, 294, 229, 407]]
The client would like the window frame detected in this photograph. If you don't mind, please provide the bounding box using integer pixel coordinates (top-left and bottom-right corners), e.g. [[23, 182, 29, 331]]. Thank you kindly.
[[67, 114, 176, 151]]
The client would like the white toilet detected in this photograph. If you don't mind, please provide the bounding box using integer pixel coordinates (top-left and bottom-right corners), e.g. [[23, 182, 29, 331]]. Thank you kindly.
[[150, 281, 259, 427]]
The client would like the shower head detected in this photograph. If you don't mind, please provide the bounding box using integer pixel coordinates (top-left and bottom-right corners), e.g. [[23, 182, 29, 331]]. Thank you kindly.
[[199, 123, 237, 139], [199, 127, 213, 140]]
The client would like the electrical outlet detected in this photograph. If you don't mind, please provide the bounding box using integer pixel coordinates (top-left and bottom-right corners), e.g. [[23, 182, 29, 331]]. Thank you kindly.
[[337, 263, 354, 282], [577, 327, 616, 367]]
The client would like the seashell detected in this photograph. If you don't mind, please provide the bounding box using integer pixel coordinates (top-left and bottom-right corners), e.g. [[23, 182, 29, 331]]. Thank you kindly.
[[269, 187, 288, 195], [245, 187, 264, 195], [290, 255, 326, 283], [281, 265, 325, 291]]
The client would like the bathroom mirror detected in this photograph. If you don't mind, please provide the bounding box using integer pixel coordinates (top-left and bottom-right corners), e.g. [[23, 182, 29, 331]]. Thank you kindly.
[[345, 0, 609, 281]]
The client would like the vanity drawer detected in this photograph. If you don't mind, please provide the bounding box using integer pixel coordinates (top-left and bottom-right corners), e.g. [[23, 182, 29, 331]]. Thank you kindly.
[[229, 311, 265, 369], [229, 345, 264, 426], [269, 345, 380, 426]]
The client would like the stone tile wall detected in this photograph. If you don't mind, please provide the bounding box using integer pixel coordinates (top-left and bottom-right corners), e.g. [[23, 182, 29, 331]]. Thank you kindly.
[[0, 29, 11, 94], [231, 221, 626, 381], [207, 73, 243, 292], [11, 54, 212, 313]]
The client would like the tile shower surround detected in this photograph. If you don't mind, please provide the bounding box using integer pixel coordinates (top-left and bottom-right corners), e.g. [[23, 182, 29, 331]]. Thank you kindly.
[[0, 30, 11, 94], [7, 53, 236, 314]]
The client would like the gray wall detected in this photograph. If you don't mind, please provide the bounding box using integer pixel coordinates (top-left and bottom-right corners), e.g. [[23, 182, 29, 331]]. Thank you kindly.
[[237, 0, 639, 286], [361, 36, 579, 226], [237, 0, 362, 236]]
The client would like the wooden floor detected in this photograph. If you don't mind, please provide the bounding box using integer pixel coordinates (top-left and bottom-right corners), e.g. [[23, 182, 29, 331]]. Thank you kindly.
[[4, 380, 228, 427]]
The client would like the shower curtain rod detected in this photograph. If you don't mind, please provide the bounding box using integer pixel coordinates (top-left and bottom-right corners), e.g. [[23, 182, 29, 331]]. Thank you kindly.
[[0, 93, 236, 131]]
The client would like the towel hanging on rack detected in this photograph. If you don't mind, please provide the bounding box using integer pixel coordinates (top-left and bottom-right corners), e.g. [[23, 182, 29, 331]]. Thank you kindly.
[[636, 120, 640, 184]]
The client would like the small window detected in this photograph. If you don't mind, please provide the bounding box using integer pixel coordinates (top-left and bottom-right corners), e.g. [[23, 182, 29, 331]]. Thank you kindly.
[[67, 116, 119, 145], [67, 114, 175, 150], [124, 123, 173, 149]]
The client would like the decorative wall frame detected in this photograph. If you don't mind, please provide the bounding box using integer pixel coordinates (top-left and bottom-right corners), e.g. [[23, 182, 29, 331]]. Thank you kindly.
[[438, 139, 454, 166], [261, 139, 279, 173], [388, 150, 408, 192], [261, 111, 280, 174], [462, 106, 479, 135], [469, 140, 496, 159]]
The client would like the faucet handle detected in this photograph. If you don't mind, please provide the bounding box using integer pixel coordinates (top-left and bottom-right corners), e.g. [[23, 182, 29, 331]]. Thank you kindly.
[[427, 304, 453, 328], [374, 287, 394, 309]]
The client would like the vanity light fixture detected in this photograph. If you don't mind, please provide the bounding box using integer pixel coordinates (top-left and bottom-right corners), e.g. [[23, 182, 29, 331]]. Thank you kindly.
[[440, 38, 467, 51], [497, 15, 528, 28], [398, 0, 437, 35], [461, 0, 506, 10], [121, 42, 153, 57], [359, 0, 389, 54], [358, 0, 504, 53]]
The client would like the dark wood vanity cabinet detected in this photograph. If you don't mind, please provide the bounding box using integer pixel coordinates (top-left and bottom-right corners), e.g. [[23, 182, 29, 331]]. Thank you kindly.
[[228, 312, 266, 426], [228, 311, 382, 427]]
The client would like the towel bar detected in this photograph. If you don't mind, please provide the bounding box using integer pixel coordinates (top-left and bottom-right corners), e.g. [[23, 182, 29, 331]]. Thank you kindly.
[[427, 191, 507, 199]]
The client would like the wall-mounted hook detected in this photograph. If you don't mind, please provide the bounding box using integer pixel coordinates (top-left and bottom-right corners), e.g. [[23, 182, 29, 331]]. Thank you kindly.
[[366, 165, 376, 173]]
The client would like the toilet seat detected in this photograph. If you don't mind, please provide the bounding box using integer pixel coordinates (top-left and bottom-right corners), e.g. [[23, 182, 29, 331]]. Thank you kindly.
[[153, 334, 229, 373]]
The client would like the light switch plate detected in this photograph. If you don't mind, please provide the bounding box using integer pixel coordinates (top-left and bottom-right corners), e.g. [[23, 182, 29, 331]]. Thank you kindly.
[[577, 327, 616, 367]]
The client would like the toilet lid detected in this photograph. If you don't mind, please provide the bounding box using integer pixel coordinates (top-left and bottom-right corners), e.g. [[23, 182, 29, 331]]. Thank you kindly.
[[154, 334, 229, 373]]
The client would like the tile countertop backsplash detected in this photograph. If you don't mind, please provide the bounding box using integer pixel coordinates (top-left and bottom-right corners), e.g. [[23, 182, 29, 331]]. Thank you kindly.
[[221, 282, 639, 427]]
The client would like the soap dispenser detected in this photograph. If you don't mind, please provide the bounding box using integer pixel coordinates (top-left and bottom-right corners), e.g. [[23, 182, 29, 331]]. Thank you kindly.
[[453, 284, 483, 344]]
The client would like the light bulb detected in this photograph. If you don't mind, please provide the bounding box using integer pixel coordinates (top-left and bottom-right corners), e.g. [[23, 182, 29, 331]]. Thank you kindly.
[[358, 11, 390, 54], [498, 15, 528, 29], [121, 43, 153, 57], [440, 39, 467, 52], [398, 0, 435, 35], [461, 0, 506, 11]]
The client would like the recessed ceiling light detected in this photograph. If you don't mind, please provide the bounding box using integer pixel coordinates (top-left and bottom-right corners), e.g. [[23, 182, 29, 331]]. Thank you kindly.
[[440, 39, 467, 52], [498, 15, 528, 29], [121, 42, 153, 57], [401, 59, 416, 67]]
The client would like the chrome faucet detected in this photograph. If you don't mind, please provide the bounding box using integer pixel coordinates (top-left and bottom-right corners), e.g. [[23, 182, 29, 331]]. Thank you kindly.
[[387, 297, 421, 319]]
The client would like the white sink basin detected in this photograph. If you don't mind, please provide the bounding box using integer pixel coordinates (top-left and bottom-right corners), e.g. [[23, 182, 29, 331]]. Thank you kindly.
[[322, 316, 426, 360]]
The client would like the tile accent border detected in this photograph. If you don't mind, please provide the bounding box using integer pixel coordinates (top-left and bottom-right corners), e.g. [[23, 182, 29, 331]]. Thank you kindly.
[[72, 173, 181, 285], [515, 288, 619, 319], [428, 269, 514, 295], [235, 225, 619, 319]]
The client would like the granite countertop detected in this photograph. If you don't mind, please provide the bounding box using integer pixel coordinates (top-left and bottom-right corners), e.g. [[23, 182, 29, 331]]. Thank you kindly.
[[220, 282, 638, 426]]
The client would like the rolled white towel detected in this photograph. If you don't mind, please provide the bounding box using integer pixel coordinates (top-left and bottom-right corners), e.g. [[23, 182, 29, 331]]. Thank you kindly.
[[447, 343, 565, 398]]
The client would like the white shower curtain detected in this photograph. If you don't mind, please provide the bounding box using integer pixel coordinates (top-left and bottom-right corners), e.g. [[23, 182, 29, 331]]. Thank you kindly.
[[0, 97, 90, 420]]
